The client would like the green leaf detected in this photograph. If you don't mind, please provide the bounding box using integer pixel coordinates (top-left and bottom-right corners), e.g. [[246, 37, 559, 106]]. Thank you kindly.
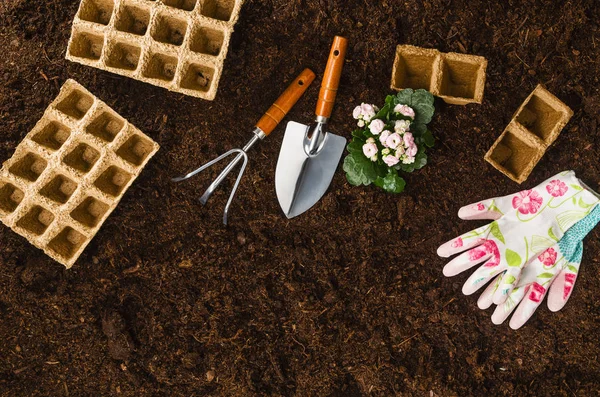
[[375, 103, 391, 120], [410, 123, 427, 137], [504, 275, 516, 285], [506, 249, 522, 267], [570, 184, 583, 191], [352, 129, 366, 139], [489, 221, 505, 244], [395, 89, 415, 105], [567, 265, 579, 273], [422, 130, 435, 147], [385, 95, 395, 105], [343, 153, 380, 186], [548, 226, 559, 242], [346, 139, 365, 154], [413, 151, 428, 170], [537, 272, 554, 279], [410, 90, 435, 125], [374, 172, 406, 193]]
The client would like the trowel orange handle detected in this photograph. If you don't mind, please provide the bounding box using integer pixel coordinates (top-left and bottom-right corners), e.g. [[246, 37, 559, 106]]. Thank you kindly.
[[316, 36, 348, 119], [256, 69, 316, 137]]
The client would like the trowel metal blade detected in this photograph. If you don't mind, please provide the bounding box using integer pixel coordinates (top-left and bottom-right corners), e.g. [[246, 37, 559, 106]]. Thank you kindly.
[[275, 121, 346, 219]]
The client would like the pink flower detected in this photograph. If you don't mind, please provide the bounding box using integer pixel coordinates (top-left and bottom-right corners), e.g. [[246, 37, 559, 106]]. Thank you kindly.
[[406, 143, 418, 157], [403, 132, 415, 148], [352, 106, 362, 119], [563, 273, 576, 300], [451, 237, 463, 248], [362, 142, 378, 159], [383, 155, 399, 167], [546, 180, 568, 197], [386, 133, 402, 149], [512, 190, 543, 215], [394, 104, 415, 119], [468, 240, 500, 267], [528, 282, 546, 303], [379, 130, 390, 146], [538, 248, 557, 266], [361, 103, 376, 121], [369, 119, 385, 135]]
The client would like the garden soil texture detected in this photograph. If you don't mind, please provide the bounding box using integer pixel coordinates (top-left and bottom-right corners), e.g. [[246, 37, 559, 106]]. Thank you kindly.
[[2, 0, 600, 395]]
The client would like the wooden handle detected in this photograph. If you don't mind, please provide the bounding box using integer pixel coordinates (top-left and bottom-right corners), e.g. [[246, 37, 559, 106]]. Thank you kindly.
[[256, 69, 316, 137], [316, 36, 348, 119]]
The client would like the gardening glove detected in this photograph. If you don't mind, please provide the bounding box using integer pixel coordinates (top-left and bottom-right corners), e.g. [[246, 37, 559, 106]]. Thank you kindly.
[[438, 171, 600, 305], [477, 205, 600, 329]]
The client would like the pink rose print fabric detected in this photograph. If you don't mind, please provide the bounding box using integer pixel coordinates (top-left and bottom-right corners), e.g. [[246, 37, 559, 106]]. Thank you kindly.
[[468, 240, 500, 267], [538, 248, 557, 266], [546, 180, 568, 197], [512, 190, 543, 215], [451, 237, 463, 248], [528, 282, 547, 303], [563, 273, 576, 300]]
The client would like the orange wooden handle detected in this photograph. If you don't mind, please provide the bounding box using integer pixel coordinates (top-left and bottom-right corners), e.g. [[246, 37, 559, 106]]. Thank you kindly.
[[256, 69, 316, 136], [316, 36, 348, 119]]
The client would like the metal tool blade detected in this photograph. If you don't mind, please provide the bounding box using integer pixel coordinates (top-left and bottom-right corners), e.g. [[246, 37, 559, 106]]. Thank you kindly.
[[275, 121, 346, 218]]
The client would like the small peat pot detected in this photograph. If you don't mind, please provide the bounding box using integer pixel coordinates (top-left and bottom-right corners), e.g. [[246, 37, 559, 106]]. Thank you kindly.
[[485, 84, 573, 183]]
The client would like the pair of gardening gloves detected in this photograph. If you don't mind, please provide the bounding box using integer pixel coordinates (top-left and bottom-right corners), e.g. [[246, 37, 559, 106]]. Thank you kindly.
[[438, 171, 600, 329]]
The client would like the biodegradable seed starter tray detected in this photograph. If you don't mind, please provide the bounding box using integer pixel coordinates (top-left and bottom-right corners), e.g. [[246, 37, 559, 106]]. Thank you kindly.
[[0, 79, 159, 268], [391, 45, 488, 105], [66, 0, 244, 100], [485, 84, 573, 184]]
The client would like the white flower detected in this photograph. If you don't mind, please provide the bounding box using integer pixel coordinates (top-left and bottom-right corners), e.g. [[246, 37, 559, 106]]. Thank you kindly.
[[395, 120, 411, 133], [402, 155, 416, 164], [357, 120, 365, 127], [382, 148, 390, 156], [394, 104, 415, 119], [395, 146, 405, 157], [352, 106, 363, 119], [366, 137, 375, 144], [386, 133, 402, 149], [379, 130, 391, 147], [383, 155, 400, 166], [369, 119, 385, 135], [361, 103, 377, 121], [362, 142, 378, 160]]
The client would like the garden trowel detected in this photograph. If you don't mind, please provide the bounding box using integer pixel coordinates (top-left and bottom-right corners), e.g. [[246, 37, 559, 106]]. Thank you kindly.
[[275, 36, 348, 219]]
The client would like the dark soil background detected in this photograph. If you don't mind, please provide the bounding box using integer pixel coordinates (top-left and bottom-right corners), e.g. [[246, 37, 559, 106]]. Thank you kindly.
[[1, 0, 600, 395]]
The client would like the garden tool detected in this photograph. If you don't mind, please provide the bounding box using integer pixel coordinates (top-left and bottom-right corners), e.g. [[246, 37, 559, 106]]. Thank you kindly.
[[172, 69, 316, 225], [275, 36, 348, 219], [438, 171, 600, 306]]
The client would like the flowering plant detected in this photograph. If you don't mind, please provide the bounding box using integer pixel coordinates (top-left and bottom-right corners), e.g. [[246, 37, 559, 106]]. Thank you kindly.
[[343, 89, 435, 193]]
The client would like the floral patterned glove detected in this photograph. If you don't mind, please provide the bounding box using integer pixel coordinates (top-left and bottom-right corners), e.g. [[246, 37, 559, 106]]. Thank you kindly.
[[477, 205, 600, 329], [438, 171, 600, 306]]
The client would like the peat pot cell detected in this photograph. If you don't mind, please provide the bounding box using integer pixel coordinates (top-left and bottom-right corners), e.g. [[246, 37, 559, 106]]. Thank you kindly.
[[515, 93, 564, 143], [181, 63, 214, 92], [488, 130, 541, 181], [56, 89, 94, 120], [71, 197, 110, 228], [142, 52, 178, 81], [78, 0, 115, 25], [94, 166, 133, 197], [201, 0, 235, 21], [68, 31, 105, 61], [162, 0, 197, 11], [116, 134, 155, 166], [115, 3, 150, 35], [63, 143, 100, 173], [0, 182, 24, 214], [106, 41, 142, 71], [439, 58, 481, 101], [189, 26, 224, 56], [16, 206, 54, 236], [151, 14, 188, 46], [392, 50, 437, 91], [86, 111, 125, 142], [48, 227, 86, 260], [31, 121, 71, 151], [9, 152, 48, 183], [39, 174, 78, 205]]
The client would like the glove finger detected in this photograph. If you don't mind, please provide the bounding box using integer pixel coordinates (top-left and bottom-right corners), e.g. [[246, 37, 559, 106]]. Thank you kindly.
[[491, 284, 527, 325], [477, 274, 502, 309], [492, 266, 521, 305], [462, 260, 506, 295], [437, 224, 489, 258], [547, 270, 578, 312], [509, 281, 549, 329], [458, 198, 505, 221], [442, 243, 494, 277]]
